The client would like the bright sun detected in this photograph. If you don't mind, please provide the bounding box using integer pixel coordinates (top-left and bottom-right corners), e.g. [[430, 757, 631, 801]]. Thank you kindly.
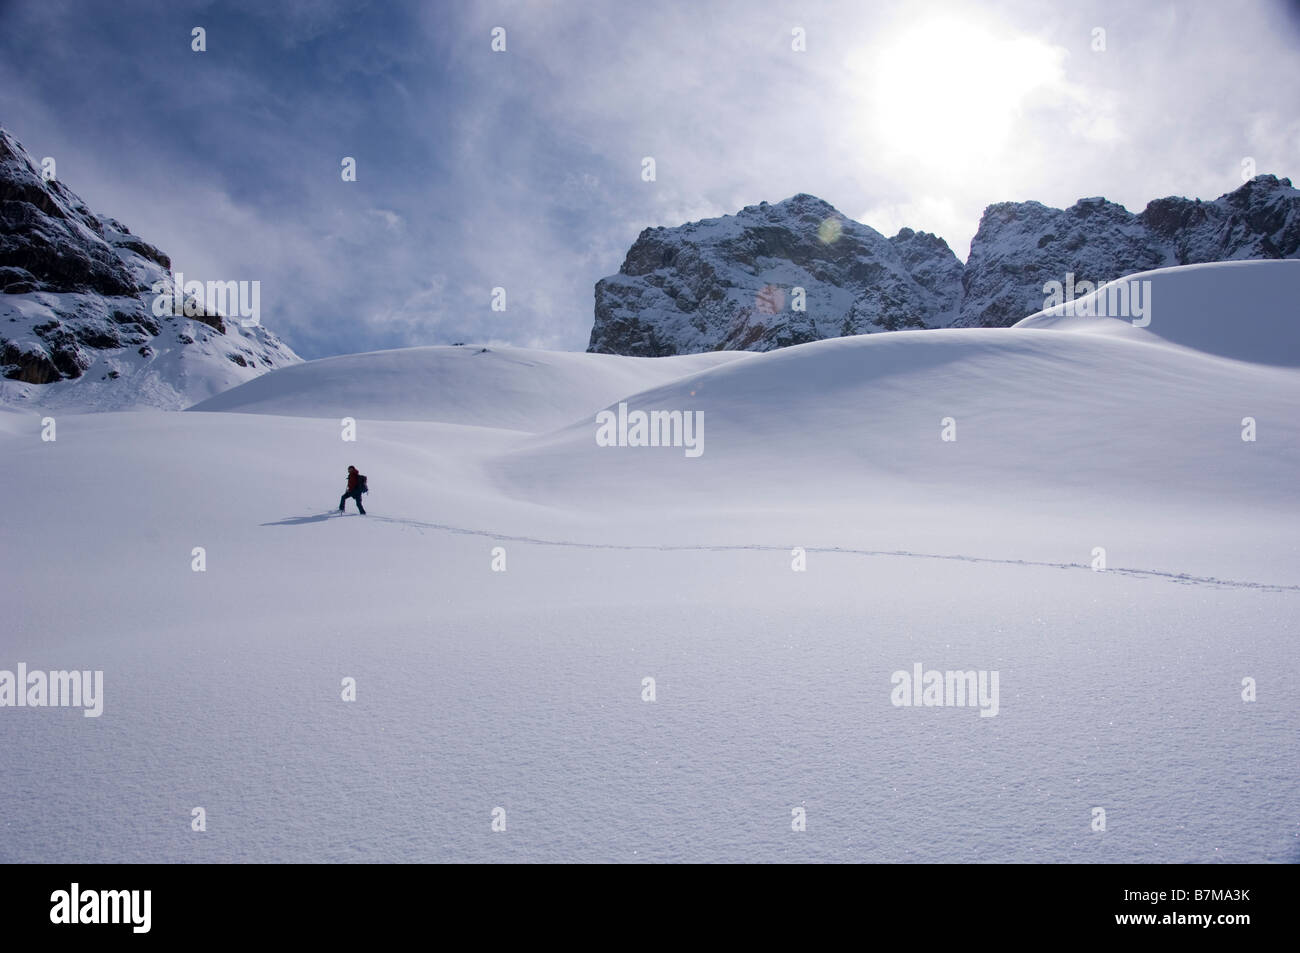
[[851, 18, 1067, 167]]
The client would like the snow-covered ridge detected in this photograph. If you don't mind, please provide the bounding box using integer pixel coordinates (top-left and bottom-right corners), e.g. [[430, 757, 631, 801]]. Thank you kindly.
[[0, 126, 300, 411]]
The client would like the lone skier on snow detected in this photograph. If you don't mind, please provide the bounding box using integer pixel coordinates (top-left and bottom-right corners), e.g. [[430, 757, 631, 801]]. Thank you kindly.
[[339, 465, 367, 515]]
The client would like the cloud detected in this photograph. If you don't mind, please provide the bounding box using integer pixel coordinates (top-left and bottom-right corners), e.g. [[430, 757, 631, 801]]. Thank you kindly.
[[1, 0, 1297, 357]]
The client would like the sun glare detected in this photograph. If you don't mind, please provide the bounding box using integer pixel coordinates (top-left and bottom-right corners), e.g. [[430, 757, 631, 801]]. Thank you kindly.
[[851, 18, 1067, 167]]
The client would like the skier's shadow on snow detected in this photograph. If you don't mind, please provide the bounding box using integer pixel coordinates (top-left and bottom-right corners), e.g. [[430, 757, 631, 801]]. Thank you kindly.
[[261, 513, 338, 526]]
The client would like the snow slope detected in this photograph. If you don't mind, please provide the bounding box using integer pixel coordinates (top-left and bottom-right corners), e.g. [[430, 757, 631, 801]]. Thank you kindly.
[[1015, 259, 1300, 366], [2, 261, 1297, 863], [492, 262, 1300, 581], [190, 345, 751, 429]]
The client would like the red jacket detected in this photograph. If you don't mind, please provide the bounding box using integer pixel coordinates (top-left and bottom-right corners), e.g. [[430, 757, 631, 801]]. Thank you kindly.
[[346, 470, 359, 492]]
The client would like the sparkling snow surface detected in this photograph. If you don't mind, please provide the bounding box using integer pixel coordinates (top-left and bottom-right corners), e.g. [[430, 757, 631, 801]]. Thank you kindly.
[[2, 261, 1297, 862]]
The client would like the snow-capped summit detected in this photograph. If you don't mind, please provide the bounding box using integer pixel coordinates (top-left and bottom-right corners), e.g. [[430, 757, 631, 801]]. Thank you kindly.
[[0, 126, 299, 411], [587, 193, 963, 355]]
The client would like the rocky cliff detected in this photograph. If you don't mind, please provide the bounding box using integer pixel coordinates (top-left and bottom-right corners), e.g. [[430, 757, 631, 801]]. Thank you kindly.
[[0, 127, 299, 410], [589, 193, 963, 355], [589, 177, 1300, 353], [955, 175, 1300, 328]]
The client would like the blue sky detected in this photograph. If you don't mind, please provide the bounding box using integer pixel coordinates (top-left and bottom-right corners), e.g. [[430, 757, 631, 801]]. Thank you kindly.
[[2, 0, 1298, 359]]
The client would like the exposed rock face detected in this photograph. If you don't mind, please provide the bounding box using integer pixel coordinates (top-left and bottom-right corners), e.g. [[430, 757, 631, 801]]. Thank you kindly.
[[0, 126, 300, 410], [955, 196, 1164, 330], [955, 175, 1300, 328], [588, 194, 963, 355], [1139, 175, 1300, 263], [589, 177, 1300, 352], [0, 130, 168, 298]]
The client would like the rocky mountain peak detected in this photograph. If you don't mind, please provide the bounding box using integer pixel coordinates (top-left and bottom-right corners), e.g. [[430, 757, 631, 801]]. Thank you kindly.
[[955, 175, 1300, 328], [589, 193, 964, 355], [590, 176, 1300, 353], [0, 126, 300, 410]]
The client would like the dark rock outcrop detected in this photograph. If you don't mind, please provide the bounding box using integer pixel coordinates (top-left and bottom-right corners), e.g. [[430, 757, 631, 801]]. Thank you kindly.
[[0, 126, 299, 409]]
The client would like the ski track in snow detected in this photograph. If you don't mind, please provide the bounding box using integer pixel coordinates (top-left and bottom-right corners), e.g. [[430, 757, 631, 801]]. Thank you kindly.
[[261, 512, 1300, 594]]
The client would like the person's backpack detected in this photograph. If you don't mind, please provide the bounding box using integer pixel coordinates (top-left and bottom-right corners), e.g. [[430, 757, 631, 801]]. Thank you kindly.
[[358, 474, 369, 494]]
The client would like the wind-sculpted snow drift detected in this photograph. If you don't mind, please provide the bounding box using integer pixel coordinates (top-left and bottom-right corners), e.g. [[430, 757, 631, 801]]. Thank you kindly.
[[1015, 259, 1300, 366]]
